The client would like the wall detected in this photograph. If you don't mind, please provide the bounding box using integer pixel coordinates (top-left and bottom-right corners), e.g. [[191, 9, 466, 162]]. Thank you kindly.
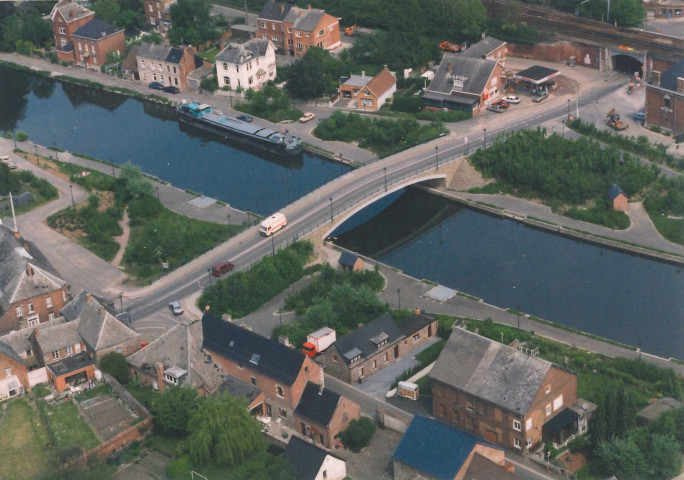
[[645, 84, 684, 134], [28, 366, 47, 387], [393, 459, 439, 480], [0, 353, 29, 390], [95, 337, 141, 364], [509, 41, 599, 68], [375, 407, 411, 433], [1, 285, 68, 333], [73, 31, 125, 69], [49, 364, 95, 392]]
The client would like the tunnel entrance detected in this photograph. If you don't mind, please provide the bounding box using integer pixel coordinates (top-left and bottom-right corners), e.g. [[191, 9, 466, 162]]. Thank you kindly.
[[612, 54, 644, 76]]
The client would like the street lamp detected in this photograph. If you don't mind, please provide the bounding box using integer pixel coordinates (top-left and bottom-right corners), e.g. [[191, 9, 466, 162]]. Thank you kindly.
[[69, 184, 74, 207], [435, 146, 439, 170], [517, 306, 521, 331], [207, 269, 213, 287], [156, 186, 160, 201], [227, 213, 231, 226], [119, 292, 124, 313], [397, 288, 401, 310], [383, 167, 387, 192], [329, 197, 333, 221], [53, 142, 58, 162], [12, 131, 16, 149], [271, 234, 275, 255], [112, 165, 116, 178], [567, 99, 571, 120], [483, 128, 487, 148], [465, 136, 469, 155]]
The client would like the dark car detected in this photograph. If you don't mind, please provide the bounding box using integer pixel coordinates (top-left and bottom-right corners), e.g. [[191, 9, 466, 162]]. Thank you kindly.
[[487, 104, 506, 113], [237, 114, 253, 122], [493, 100, 510, 109], [211, 260, 235, 276], [148, 82, 164, 90], [633, 111, 645, 124], [163, 85, 179, 94]]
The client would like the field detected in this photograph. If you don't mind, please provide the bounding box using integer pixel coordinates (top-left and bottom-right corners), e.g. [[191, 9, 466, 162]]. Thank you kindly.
[[0, 400, 53, 480]]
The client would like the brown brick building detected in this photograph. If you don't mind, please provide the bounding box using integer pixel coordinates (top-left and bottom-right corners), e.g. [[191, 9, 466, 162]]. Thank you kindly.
[[645, 60, 684, 135], [0, 340, 29, 400], [136, 43, 209, 91], [0, 226, 68, 334], [318, 312, 438, 384], [257, 1, 340, 57], [339, 66, 397, 111], [430, 328, 578, 451], [50, 1, 94, 50], [143, 0, 175, 31]]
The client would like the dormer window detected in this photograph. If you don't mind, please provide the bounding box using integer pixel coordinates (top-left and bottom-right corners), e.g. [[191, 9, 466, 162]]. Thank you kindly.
[[250, 353, 260, 365], [370, 332, 388, 348], [344, 347, 363, 364]]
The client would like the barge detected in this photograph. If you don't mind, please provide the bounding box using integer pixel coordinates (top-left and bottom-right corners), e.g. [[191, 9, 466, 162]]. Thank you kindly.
[[177, 102, 302, 155]]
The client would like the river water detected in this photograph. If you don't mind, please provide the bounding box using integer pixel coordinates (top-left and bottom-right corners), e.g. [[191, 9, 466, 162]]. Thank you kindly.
[[2, 66, 682, 359]]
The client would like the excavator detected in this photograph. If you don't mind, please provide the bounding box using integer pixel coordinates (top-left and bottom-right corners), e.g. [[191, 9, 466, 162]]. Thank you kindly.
[[606, 109, 628, 131], [439, 41, 461, 53]]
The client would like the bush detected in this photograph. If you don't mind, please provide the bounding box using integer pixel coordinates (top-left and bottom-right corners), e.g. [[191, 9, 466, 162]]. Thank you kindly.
[[200, 75, 218, 92], [16, 131, 29, 142], [339, 417, 376, 453], [99, 352, 131, 384], [166, 453, 192, 477], [391, 95, 424, 114]]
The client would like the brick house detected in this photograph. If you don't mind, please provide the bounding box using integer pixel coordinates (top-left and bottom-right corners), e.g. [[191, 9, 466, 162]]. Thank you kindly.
[[461, 36, 508, 67], [283, 436, 347, 480], [337, 251, 364, 272], [392, 415, 523, 480], [50, 1, 94, 50], [136, 43, 209, 91], [608, 184, 629, 211], [339, 66, 397, 111], [216, 38, 276, 91], [645, 0, 684, 18], [143, 0, 176, 32], [202, 312, 359, 446], [0, 340, 29, 400], [60, 291, 141, 363], [0, 226, 68, 334], [257, 1, 340, 57], [430, 328, 578, 451], [645, 60, 684, 135], [318, 312, 438, 384], [60, 18, 125, 70]]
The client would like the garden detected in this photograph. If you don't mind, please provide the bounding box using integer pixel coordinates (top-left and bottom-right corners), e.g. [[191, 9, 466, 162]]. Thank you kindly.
[[0, 160, 58, 215]]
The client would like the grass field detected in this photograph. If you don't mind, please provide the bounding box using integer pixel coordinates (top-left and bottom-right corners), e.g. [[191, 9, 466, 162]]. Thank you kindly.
[[0, 399, 53, 480]]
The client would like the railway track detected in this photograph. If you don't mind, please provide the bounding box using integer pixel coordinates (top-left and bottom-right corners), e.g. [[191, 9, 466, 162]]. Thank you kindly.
[[483, 0, 684, 58]]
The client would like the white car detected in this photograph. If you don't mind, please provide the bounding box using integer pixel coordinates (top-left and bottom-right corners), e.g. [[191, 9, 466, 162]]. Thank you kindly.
[[168, 301, 183, 315], [299, 112, 315, 123], [1, 155, 17, 170], [503, 95, 520, 104]]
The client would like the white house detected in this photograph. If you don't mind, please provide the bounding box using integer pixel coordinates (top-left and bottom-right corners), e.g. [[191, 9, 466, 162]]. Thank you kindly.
[[282, 436, 346, 480], [215, 38, 275, 91]]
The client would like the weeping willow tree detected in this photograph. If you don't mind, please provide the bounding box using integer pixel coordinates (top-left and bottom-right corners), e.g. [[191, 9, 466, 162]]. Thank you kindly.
[[187, 393, 263, 466]]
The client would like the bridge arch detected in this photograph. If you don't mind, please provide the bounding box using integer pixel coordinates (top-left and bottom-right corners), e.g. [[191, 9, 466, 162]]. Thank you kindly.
[[322, 174, 446, 239], [607, 49, 645, 76]]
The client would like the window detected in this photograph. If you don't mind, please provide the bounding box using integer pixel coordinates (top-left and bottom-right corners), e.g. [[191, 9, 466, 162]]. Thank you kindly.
[[364, 90, 371, 96], [372, 360, 377, 370], [16, 306, 23, 318], [173, 66, 177, 74], [526, 437, 532, 447], [466, 404, 475, 412], [59, 27, 65, 34], [276, 385, 284, 397], [222, 62, 227, 70], [526, 418, 532, 431], [545, 385, 551, 395], [28, 317, 39, 328], [150, 16, 155, 24], [359, 367, 364, 378], [513, 419, 521, 431], [66, 346, 72, 355], [248, 77, 253, 85], [664, 95, 671, 109], [305, 32, 310, 37], [332, 354, 337, 363], [287, 27, 292, 33], [553, 395, 563, 411], [148, 4, 153, 11], [322, 470, 327, 479], [141, 59, 146, 67], [261, 21, 266, 28], [52, 350, 60, 360], [287, 39, 293, 46], [514, 437, 522, 449], [5, 367, 11, 377], [546, 404, 552, 416], [167, 65, 170, 72], [272, 36, 279, 42], [224, 76, 230, 85], [174, 78, 178, 86], [342, 412, 349, 423], [296, 43, 303, 50], [251, 376, 256, 385], [27, 303, 34, 313], [279, 407, 287, 417], [62, 290, 67, 301], [46, 297, 52, 308], [295, 31, 301, 38], [318, 29, 325, 37], [383, 352, 388, 362], [271, 23, 275, 30]]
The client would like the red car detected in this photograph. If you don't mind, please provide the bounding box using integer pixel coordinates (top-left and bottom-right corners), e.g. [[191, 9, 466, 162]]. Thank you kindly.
[[493, 100, 510, 109]]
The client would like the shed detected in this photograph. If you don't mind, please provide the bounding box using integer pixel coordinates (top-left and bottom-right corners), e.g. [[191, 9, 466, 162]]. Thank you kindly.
[[608, 184, 629, 211], [513, 65, 560, 93], [636, 397, 683, 425], [338, 251, 364, 271], [397, 381, 419, 400]]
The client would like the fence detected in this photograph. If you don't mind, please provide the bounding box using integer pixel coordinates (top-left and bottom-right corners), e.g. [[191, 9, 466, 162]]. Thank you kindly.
[[529, 453, 577, 479]]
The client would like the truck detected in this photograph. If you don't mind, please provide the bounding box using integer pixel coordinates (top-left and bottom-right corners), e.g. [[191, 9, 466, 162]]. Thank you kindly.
[[606, 109, 628, 131], [259, 212, 287, 236], [439, 41, 461, 53], [397, 381, 419, 400], [302, 327, 336, 357], [344, 25, 357, 36]]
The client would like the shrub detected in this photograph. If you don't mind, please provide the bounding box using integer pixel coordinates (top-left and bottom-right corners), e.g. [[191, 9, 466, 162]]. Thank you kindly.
[[339, 417, 376, 453], [99, 352, 131, 384], [166, 453, 192, 477], [16, 131, 29, 142], [87, 194, 100, 209], [200, 75, 218, 92], [391, 96, 424, 114]]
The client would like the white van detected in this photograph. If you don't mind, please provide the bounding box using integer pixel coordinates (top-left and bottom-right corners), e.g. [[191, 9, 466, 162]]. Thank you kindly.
[[1, 155, 17, 170], [259, 212, 287, 236]]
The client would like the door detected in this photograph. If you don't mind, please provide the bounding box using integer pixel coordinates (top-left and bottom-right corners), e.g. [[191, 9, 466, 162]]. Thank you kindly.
[[485, 429, 498, 443], [394, 344, 399, 358], [300, 422, 307, 435], [428, 324, 433, 337]]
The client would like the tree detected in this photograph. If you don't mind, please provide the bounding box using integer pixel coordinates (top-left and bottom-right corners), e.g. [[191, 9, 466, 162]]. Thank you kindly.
[[285, 54, 329, 100], [610, 0, 646, 26], [21, 10, 52, 48], [168, 0, 216, 46], [595, 437, 647, 480], [118, 162, 155, 198], [99, 352, 131, 384], [339, 416, 376, 452], [187, 393, 263, 466], [643, 433, 682, 479], [93, 0, 121, 25], [152, 385, 199, 436]]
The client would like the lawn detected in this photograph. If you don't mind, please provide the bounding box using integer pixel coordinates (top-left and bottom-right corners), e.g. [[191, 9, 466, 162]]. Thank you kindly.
[[197, 48, 219, 63], [39, 400, 99, 451], [126, 383, 158, 411], [0, 399, 53, 480]]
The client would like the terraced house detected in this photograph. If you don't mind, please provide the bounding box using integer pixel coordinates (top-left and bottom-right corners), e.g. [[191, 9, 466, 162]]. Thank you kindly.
[[136, 43, 209, 91]]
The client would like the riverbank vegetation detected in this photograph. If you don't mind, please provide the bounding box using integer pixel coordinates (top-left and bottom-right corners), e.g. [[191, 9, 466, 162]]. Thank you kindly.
[[234, 84, 303, 122], [198, 241, 314, 318], [314, 110, 447, 157], [0, 163, 58, 214], [643, 176, 684, 245], [468, 128, 660, 229]]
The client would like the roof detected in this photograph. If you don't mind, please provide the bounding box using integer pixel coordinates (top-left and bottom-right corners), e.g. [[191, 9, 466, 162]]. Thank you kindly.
[[258, 0, 294, 21], [136, 43, 181, 63], [342, 74, 372, 87], [608, 184, 628, 200], [660, 59, 684, 92], [365, 67, 397, 97], [543, 407, 579, 435], [72, 18, 124, 40], [461, 37, 506, 60], [202, 312, 306, 386], [462, 453, 525, 480], [333, 314, 403, 366], [338, 251, 360, 267], [0, 317, 67, 358], [0, 226, 65, 317], [283, 436, 343, 480], [398, 313, 435, 337], [215, 38, 272, 65], [393, 415, 503, 480], [51, 1, 93, 23], [637, 397, 683, 421], [46, 351, 93, 377], [289, 8, 326, 32], [216, 375, 262, 405], [430, 328, 558, 416], [427, 54, 498, 97], [513, 65, 560, 84], [294, 381, 341, 426], [34, 320, 82, 354], [0, 340, 24, 365]]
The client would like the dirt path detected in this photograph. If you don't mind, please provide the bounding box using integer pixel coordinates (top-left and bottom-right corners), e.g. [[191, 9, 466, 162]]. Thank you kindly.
[[111, 208, 130, 267]]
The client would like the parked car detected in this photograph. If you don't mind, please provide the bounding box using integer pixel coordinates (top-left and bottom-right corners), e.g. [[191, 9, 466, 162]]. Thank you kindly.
[[299, 112, 315, 123], [532, 91, 548, 103], [162, 85, 179, 94], [493, 100, 510, 109], [211, 260, 235, 276], [487, 104, 506, 113], [1, 155, 17, 170], [149, 82, 164, 90], [168, 301, 183, 315], [633, 111, 645, 124], [237, 114, 253, 122], [503, 95, 520, 104]]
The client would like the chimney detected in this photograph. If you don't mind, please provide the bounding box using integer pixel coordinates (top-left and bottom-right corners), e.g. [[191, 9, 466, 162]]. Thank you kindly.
[[13, 231, 20, 240], [481, 32, 486, 40], [101, 31, 106, 38], [319, 366, 325, 395], [678, 77, 684, 93], [307, 4, 311, 8], [474, 327, 479, 335], [155, 362, 166, 392], [447, 63, 452, 73], [298, 10, 303, 17], [280, 2, 284, 14], [361, 71, 365, 77], [652, 70, 661, 87], [26, 264, 33, 277], [33, 328, 39, 338], [86, 292, 91, 302], [98, 306, 103, 316]]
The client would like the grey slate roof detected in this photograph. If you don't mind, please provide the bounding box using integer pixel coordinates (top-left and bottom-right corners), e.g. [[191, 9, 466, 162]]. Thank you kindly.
[[338, 251, 360, 268], [461, 36, 506, 60], [72, 18, 124, 40], [258, 0, 294, 21], [0, 318, 67, 357], [0, 226, 65, 318], [660, 59, 684, 92], [333, 313, 403, 366], [283, 436, 341, 480], [215, 38, 271, 65], [427, 53, 498, 98], [608, 184, 628, 200], [289, 8, 325, 32], [202, 312, 306, 386], [0, 339, 24, 364], [46, 351, 93, 377], [514, 65, 560, 83], [637, 397, 683, 422], [52, 1, 92, 23], [398, 313, 435, 337], [216, 375, 262, 405], [430, 328, 555, 416], [294, 381, 341, 426], [342, 74, 371, 87], [35, 320, 82, 354], [136, 43, 178, 63]]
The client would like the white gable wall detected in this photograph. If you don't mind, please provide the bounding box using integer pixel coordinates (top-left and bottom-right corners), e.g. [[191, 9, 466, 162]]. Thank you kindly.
[[316, 454, 346, 480]]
